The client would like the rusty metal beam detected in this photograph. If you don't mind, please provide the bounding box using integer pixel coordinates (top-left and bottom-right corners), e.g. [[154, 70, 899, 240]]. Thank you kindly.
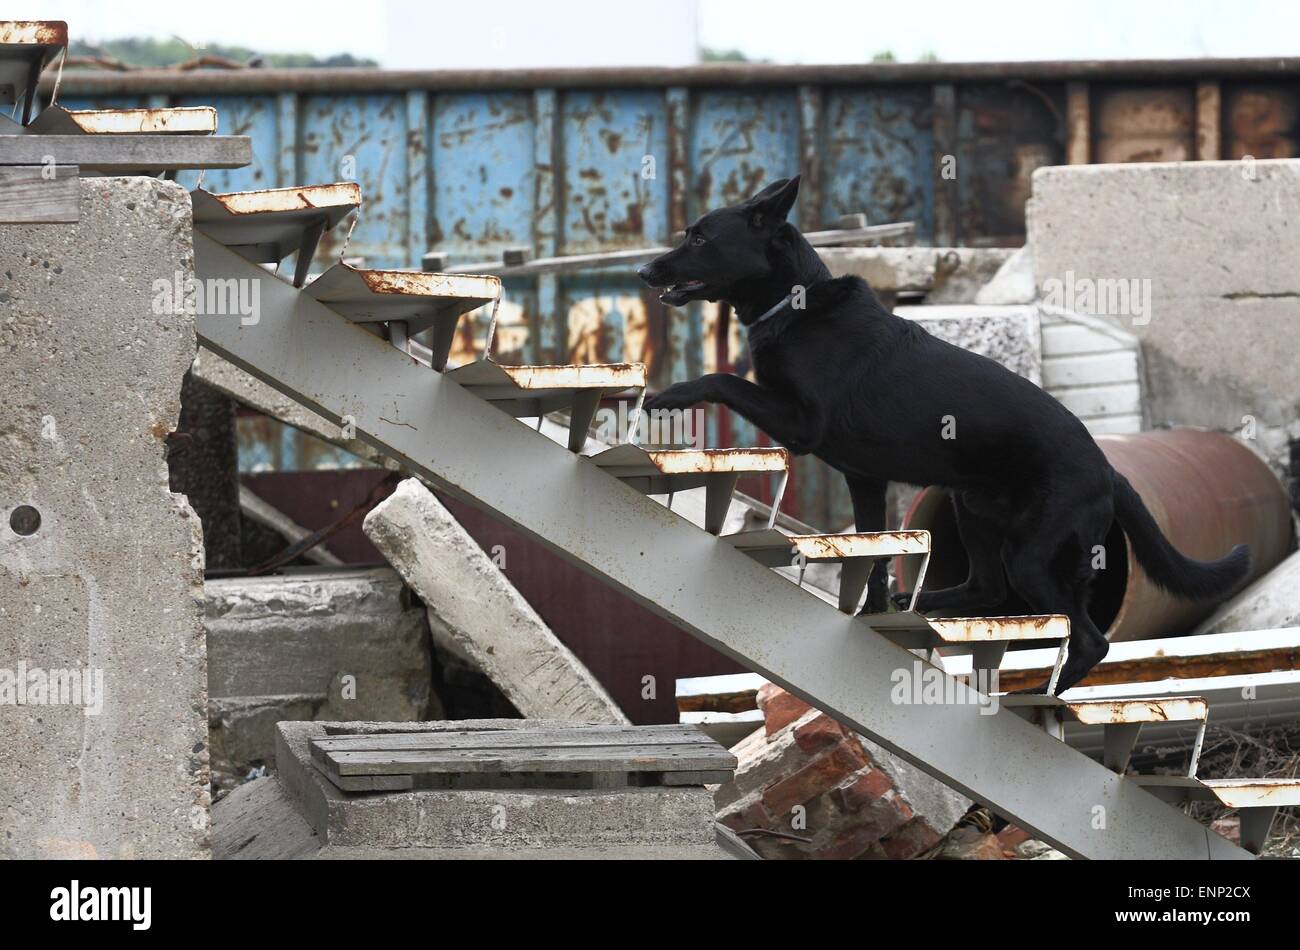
[[42, 58, 1300, 96]]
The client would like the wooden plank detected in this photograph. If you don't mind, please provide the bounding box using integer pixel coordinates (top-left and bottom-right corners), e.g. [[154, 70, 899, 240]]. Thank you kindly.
[[323, 742, 734, 777], [313, 723, 707, 753], [0, 134, 250, 171], [0, 164, 77, 222]]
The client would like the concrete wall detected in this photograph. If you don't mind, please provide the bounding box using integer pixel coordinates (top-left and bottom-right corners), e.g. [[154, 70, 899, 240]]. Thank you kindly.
[[0, 178, 209, 858], [1028, 159, 1300, 471], [204, 567, 437, 794]]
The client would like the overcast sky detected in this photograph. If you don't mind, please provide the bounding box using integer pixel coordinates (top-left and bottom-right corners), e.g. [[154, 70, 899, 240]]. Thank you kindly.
[[19, 0, 1300, 67]]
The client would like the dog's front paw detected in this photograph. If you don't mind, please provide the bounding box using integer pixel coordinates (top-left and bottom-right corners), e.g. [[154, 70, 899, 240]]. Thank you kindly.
[[890, 591, 914, 612], [645, 381, 704, 414]]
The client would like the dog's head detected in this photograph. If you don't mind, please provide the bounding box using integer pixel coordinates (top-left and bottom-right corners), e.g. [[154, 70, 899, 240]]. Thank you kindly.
[[637, 176, 801, 308]]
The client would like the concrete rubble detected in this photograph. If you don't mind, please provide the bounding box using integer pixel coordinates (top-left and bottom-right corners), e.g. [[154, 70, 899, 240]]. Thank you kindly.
[[204, 566, 439, 794], [212, 720, 735, 859], [364, 478, 628, 725], [1193, 549, 1300, 636], [0, 178, 209, 858]]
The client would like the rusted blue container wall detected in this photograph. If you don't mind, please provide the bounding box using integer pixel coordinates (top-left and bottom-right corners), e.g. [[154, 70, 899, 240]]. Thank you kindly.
[[53, 62, 1300, 526]]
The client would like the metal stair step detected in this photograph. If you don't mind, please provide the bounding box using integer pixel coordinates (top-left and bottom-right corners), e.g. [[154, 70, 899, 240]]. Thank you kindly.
[[1002, 694, 1208, 725], [0, 20, 67, 125], [1004, 694, 1209, 772], [1135, 776, 1300, 853], [728, 529, 931, 614], [443, 360, 647, 452], [191, 182, 361, 286], [305, 263, 500, 364], [860, 611, 1069, 648], [26, 105, 216, 136], [588, 445, 789, 535], [863, 611, 1071, 692]]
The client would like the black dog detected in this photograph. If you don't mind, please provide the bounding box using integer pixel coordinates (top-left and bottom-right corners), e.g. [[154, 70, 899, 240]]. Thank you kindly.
[[638, 176, 1250, 694]]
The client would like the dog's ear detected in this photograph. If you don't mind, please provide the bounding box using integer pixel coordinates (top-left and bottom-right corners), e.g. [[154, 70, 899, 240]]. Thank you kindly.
[[746, 175, 800, 230]]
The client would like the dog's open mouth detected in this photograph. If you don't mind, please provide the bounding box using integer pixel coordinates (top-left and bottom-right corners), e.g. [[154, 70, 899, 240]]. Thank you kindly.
[[659, 280, 708, 306]]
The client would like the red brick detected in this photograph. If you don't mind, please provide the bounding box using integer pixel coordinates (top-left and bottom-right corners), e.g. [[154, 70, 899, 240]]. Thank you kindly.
[[833, 767, 894, 812], [854, 794, 911, 841], [815, 825, 879, 861], [938, 829, 1010, 860], [756, 684, 811, 735], [719, 799, 773, 833], [792, 713, 850, 754], [996, 824, 1033, 850], [762, 739, 871, 816], [879, 817, 944, 860]]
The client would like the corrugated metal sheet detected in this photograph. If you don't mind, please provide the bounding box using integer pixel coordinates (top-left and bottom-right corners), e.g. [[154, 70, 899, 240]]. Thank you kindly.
[[52, 60, 1300, 527]]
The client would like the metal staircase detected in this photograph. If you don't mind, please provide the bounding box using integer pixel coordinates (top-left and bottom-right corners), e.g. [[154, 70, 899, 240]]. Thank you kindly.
[[187, 183, 1300, 860], [9, 21, 1291, 859]]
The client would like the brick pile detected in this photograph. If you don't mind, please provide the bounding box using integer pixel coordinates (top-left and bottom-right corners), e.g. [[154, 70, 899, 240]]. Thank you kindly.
[[714, 684, 975, 859]]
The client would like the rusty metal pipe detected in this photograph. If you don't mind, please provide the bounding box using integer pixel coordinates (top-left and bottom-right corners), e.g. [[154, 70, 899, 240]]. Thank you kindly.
[[897, 429, 1294, 642], [40, 58, 1300, 97]]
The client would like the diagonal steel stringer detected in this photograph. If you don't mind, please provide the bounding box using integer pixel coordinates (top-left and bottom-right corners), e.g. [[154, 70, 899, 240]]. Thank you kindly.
[[193, 232, 1248, 861]]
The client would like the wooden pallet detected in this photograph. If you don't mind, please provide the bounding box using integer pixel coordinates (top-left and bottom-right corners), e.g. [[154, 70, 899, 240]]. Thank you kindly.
[[310, 723, 738, 793]]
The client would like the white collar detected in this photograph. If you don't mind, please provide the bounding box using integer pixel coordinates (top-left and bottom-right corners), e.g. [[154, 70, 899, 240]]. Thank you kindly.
[[752, 292, 795, 326]]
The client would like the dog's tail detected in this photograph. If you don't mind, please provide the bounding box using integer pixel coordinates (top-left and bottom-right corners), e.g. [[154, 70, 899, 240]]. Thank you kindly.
[[1110, 468, 1251, 600]]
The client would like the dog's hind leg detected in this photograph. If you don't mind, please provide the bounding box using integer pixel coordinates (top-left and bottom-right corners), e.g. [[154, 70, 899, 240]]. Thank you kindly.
[[846, 475, 890, 613], [895, 493, 1008, 615], [1002, 518, 1110, 695]]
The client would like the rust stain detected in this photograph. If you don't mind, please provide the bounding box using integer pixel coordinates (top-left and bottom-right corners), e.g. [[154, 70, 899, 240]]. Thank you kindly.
[[929, 614, 1070, 643], [210, 181, 361, 216], [645, 447, 789, 476], [1068, 697, 1207, 726], [500, 362, 646, 391], [66, 106, 216, 135], [0, 20, 67, 45], [355, 267, 499, 300], [789, 530, 931, 561]]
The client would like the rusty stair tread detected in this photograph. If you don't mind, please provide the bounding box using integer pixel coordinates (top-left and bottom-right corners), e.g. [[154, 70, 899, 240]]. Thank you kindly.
[[728, 527, 930, 562], [1002, 694, 1209, 724], [304, 262, 500, 334], [444, 359, 646, 396], [1136, 775, 1300, 808], [588, 443, 789, 476], [26, 104, 216, 135]]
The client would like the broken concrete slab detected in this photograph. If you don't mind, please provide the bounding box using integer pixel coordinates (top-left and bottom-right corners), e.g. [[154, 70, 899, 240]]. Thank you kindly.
[[1193, 549, 1300, 636], [364, 478, 628, 724], [204, 566, 438, 793], [0, 177, 209, 858], [820, 246, 1015, 303], [1028, 159, 1300, 467], [975, 245, 1036, 306], [212, 773, 734, 859]]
